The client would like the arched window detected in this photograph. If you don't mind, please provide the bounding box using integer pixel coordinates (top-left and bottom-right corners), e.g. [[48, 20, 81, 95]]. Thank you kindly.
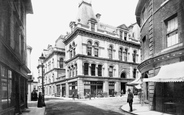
[[121, 72, 126, 78], [109, 45, 113, 59], [124, 48, 128, 62], [133, 50, 137, 63], [94, 42, 99, 57], [87, 41, 92, 56], [119, 47, 123, 61], [73, 42, 76, 56], [69, 45, 72, 58]]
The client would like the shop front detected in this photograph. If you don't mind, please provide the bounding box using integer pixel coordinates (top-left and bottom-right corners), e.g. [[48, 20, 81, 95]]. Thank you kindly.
[[144, 62, 184, 114]]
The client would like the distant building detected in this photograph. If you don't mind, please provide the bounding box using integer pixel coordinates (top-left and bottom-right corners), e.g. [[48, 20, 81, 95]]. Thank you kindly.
[[0, 0, 33, 114], [62, 0, 141, 98], [37, 35, 65, 97], [136, 0, 184, 114], [27, 45, 38, 101]]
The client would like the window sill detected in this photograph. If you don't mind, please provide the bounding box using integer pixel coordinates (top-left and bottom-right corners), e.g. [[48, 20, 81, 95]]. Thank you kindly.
[[161, 43, 183, 53]]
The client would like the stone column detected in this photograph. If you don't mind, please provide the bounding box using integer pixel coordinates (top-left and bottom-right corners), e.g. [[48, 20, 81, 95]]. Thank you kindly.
[[78, 78, 84, 98], [103, 80, 109, 97], [65, 82, 69, 98], [88, 63, 91, 76], [115, 81, 120, 95], [95, 64, 98, 76]]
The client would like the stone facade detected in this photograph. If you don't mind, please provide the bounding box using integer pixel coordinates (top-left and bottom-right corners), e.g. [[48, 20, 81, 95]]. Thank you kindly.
[[136, 0, 184, 114], [62, 1, 141, 98], [0, 0, 33, 114], [37, 35, 65, 97]]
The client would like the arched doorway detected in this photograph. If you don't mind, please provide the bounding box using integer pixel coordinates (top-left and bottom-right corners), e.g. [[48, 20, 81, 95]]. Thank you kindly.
[[121, 71, 126, 78]]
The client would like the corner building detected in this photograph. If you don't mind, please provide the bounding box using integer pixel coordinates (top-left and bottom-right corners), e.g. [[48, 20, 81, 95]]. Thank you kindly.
[[136, 0, 184, 114], [63, 1, 141, 98], [37, 35, 65, 97]]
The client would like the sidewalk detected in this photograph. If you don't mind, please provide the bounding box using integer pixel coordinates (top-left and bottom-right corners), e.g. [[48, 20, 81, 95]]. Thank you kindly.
[[21, 101, 45, 115], [120, 96, 173, 115]]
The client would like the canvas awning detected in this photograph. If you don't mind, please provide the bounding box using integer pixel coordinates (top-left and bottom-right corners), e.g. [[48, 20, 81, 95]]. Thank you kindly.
[[126, 76, 142, 86], [143, 61, 184, 82]]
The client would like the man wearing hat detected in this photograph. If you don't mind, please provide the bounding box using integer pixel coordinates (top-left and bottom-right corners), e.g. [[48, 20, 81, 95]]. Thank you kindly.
[[127, 88, 134, 112]]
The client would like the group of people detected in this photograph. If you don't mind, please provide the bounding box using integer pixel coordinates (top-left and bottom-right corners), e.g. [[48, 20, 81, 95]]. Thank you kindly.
[[31, 88, 45, 108]]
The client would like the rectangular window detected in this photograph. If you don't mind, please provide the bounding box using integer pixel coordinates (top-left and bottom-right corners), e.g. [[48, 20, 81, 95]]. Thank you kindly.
[[166, 16, 178, 47], [59, 58, 63, 68], [91, 64, 96, 76], [84, 63, 89, 75], [87, 47, 92, 56], [94, 48, 98, 57], [0, 65, 12, 109], [98, 65, 102, 76], [109, 66, 113, 77]]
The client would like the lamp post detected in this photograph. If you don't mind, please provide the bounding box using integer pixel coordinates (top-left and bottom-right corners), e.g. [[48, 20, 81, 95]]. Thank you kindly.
[[39, 53, 46, 106]]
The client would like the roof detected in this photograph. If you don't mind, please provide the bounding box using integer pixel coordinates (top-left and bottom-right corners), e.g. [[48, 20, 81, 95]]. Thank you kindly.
[[76, 0, 96, 25], [135, 0, 147, 26], [143, 61, 184, 82]]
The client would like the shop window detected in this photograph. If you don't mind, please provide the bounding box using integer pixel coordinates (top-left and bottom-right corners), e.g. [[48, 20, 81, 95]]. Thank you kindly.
[[91, 64, 96, 76], [98, 65, 102, 76], [1, 65, 13, 109], [166, 15, 178, 47], [84, 63, 89, 75]]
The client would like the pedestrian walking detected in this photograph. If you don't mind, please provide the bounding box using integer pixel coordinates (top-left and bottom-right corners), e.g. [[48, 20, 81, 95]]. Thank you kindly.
[[72, 92, 75, 100], [127, 88, 134, 112], [37, 92, 43, 108]]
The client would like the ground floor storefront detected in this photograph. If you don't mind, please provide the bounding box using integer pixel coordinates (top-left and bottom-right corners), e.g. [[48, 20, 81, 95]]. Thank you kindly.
[[142, 61, 184, 115], [52, 76, 132, 99], [0, 62, 28, 115]]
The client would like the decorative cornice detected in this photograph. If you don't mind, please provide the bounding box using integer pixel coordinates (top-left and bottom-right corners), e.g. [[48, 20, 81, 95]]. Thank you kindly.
[[65, 54, 140, 66], [64, 27, 140, 48], [138, 47, 184, 72]]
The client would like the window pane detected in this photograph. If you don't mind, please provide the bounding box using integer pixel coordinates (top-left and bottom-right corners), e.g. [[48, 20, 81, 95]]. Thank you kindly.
[[1, 66, 8, 109]]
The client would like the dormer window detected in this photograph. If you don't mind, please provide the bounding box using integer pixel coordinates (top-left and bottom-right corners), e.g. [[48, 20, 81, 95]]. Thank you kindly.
[[124, 32, 127, 41]]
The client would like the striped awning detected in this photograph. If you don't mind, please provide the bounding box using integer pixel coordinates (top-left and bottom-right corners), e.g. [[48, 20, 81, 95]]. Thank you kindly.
[[143, 61, 184, 82], [126, 76, 142, 86]]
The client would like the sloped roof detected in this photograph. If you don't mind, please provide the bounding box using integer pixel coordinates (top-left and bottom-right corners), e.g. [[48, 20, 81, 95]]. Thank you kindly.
[[76, 0, 96, 25]]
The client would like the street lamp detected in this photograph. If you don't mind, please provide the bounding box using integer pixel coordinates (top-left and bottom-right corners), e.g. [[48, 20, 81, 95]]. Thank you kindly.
[[39, 53, 46, 106]]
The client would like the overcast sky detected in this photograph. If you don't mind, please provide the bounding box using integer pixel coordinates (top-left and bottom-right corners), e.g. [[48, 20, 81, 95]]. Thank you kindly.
[[26, 0, 139, 80]]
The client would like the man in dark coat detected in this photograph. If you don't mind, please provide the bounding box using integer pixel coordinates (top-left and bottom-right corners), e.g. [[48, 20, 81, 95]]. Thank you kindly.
[[127, 88, 134, 112]]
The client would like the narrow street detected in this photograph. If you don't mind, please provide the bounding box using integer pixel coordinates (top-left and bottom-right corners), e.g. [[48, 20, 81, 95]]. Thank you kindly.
[[45, 96, 127, 115]]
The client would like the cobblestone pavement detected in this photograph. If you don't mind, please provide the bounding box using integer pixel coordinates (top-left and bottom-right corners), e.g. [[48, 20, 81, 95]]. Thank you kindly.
[[45, 96, 127, 115]]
